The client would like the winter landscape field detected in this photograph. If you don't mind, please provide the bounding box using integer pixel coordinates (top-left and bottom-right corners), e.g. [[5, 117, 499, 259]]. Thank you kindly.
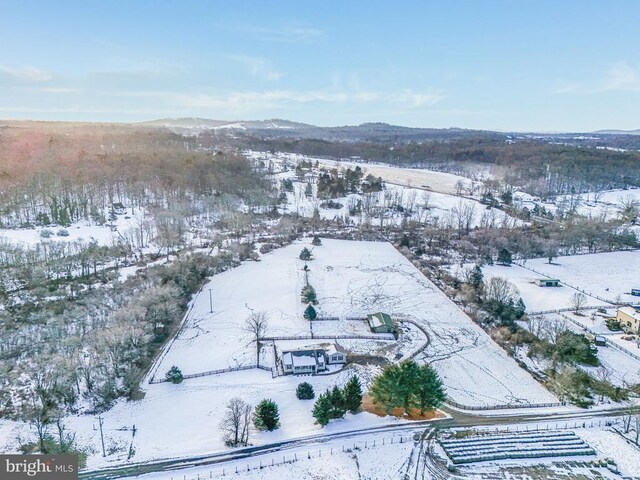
[[3, 2, 640, 478]]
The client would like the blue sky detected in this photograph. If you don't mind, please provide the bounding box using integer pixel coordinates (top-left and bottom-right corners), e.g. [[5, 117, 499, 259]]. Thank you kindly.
[[1, 0, 639, 131]]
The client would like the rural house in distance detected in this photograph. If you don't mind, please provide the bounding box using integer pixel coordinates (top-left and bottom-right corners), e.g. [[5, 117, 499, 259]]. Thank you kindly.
[[616, 306, 640, 334]]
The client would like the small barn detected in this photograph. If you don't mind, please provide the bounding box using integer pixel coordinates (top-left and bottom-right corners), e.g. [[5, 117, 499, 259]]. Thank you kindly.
[[538, 278, 560, 287], [367, 312, 395, 334]]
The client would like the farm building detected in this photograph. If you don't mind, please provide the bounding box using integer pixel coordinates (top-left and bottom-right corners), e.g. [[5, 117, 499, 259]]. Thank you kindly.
[[616, 307, 640, 334], [538, 278, 560, 287], [367, 312, 395, 333], [281, 344, 347, 375]]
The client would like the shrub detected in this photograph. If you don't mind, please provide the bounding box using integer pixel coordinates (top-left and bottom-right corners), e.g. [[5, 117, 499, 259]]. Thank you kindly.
[[57, 229, 70, 237], [296, 382, 315, 400], [165, 366, 184, 384], [299, 247, 312, 261], [303, 304, 317, 320]]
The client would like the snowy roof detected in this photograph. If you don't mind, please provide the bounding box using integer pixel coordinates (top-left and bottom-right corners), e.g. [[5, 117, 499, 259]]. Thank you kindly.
[[291, 354, 317, 367], [618, 306, 640, 319], [283, 352, 292, 365], [325, 344, 346, 356], [367, 312, 393, 328]]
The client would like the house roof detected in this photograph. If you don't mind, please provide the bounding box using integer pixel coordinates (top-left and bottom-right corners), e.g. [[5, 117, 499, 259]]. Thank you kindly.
[[291, 353, 318, 367], [618, 306, 640, 319], [367, 312, 393, 328]]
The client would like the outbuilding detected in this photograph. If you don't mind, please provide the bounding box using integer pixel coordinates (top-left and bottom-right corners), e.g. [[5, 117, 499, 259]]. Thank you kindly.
[[367, 312, 395, 334]]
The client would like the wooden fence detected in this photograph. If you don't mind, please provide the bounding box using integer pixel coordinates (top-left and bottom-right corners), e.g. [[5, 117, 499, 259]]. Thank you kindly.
[[446, 399, 566, 411], [260, 334, 393, 341], [149, 364, 275, 384]]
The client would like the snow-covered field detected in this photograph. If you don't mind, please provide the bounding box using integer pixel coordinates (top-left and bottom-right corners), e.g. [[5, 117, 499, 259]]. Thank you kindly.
[[515, 187, 640, 221], [157, 238, 555, 406], [247, 150, 478, 195], [524, 250, 640, 305], [0, 208, 145, 247], [473, 263, 604, 312]]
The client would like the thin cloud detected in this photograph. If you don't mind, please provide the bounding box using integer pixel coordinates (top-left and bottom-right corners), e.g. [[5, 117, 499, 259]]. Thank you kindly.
[[554, 62, 640, 94], [602, 62, 640, 92], [217, 23, 323, 43], [228, 55, 285, 81], [104, 89, 444, 112], [0, 65, 53, 82]]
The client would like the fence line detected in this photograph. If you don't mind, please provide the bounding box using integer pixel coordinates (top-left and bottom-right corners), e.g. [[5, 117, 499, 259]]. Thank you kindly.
[[445, 399, 565, 411], [149, 364, 277, 384], [528, 305, 612, 317], [165, 434, 414, 480], [518, 263, 618, 305], [260, 334, 394, 341]]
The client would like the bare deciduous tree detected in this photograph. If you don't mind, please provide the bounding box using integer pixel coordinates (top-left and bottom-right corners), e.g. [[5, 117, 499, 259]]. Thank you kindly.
[[570, 292, 587, 313], [245, 312, 269, 366], [220, 398, 252, 447]]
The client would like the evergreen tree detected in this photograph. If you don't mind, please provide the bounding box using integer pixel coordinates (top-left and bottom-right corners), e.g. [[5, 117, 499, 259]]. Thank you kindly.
[[299, 247, 312, 261], [497, 248, 513, 266], [303, 304, 317, 320], [415, 365, 447, 414], [329, 385, 346, 419], [312, 235, 322, 246], [165, 366, 183, 384], [296, 382, 315, 400], [469, 265, 484, 290], [253, 399, 280, 431], [343, 376, 363, 414], [312, 391, 332, 426], [301, 284, 318, 304], [370, 360, 446, 415]]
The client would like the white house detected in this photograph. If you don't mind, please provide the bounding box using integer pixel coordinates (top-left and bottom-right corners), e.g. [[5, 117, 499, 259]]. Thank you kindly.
[[281, 343, 347, 375]]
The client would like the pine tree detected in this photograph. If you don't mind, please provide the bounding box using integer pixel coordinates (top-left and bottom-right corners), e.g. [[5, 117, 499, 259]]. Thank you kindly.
[[299, 247, 312, 261], [370, 360, 446, 416], [253, 399, 280, 431], [329, 385, 346, 419], [497, 248, 512, 266], [312, 391, 332, 426], [301, 284, 318, 304], [296, 382, 315, 400], [312, 235, 322, 246], [469, 265, 484, 290], [343, 375, 363, 414], [165, 366, 183, 384], [415, 365, 447, 414], [303, 304, 317, 320]]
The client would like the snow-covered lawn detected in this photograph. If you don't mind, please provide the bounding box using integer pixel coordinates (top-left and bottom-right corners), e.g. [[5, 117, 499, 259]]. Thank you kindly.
[[524, 250, 640, 305]]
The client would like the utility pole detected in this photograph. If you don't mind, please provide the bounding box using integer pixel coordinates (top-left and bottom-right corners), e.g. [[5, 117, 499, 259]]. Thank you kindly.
[[98, 416, 106, 457], [208, 288, 213, 313]]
